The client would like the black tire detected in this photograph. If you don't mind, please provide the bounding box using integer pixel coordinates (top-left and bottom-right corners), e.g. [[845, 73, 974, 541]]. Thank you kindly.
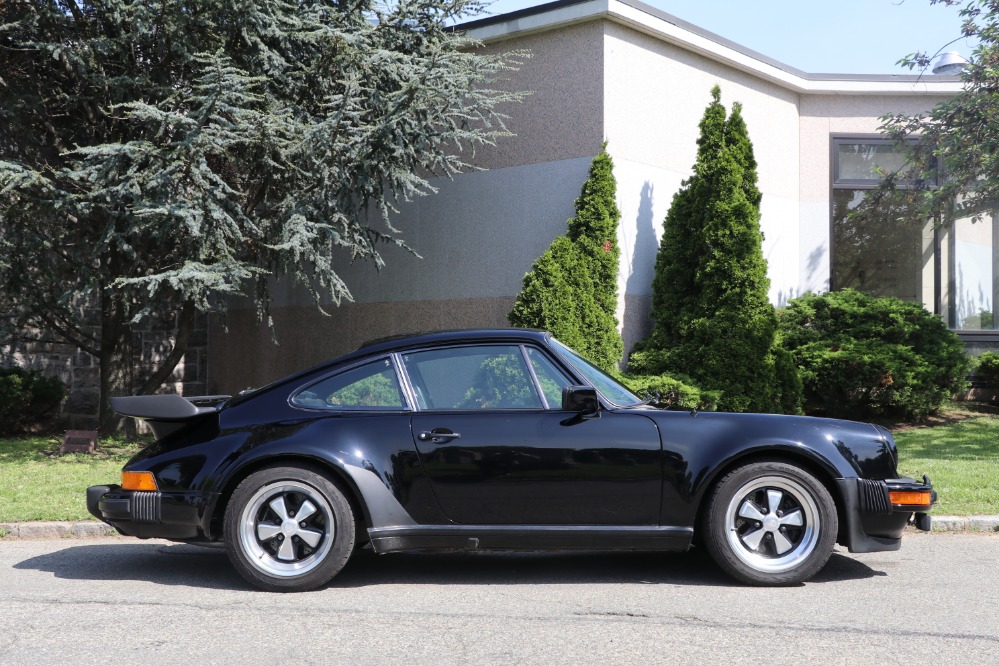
[[224, 465, 355, 592], [704, 461, 837, 586]]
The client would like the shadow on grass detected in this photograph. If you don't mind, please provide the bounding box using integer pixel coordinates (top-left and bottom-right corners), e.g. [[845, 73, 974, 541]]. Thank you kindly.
[[0, 436, 142, 464], [14, 542, 884, 591], [894, 417, 999, 460]]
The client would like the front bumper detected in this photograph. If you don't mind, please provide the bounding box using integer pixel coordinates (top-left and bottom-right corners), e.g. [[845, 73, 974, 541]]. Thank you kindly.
[[836, 476, 936, 554], [87, 484, 213, 540]]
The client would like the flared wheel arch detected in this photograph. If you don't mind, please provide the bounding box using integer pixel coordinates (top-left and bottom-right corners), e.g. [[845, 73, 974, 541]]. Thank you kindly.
[[693, 452, 847, 547], [209, 456, 370, 543]]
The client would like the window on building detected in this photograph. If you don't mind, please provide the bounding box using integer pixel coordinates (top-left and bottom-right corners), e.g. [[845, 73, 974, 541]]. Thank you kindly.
[[831, 136, 998, 332]]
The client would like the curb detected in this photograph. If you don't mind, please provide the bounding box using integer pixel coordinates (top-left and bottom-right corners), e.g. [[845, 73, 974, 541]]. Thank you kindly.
[[931, 515, 999, 532], [1, 516, 998, 540], [0, 521, 118, 540]]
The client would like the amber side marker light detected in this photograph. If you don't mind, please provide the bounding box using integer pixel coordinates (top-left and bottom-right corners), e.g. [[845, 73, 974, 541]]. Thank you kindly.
[[890, 490, 931, 505], [121, 471, 158, 492]]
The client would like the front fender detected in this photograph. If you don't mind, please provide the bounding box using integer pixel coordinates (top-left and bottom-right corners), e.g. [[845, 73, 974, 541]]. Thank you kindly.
[[648, 411, 893, 526]]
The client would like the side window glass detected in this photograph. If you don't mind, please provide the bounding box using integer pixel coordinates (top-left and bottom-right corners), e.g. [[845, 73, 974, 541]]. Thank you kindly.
[[292, 358, 406, 410], [403, 345, 543, 410], [526, 347, 573, 409]]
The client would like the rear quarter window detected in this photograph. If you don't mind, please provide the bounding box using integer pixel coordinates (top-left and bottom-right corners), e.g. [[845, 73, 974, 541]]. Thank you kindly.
[[292, 358, 407, 410]]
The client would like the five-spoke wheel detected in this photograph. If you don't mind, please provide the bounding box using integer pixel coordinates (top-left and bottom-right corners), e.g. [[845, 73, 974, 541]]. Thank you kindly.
[[224, 466, 354, 592], [705, 461, 837, 585]]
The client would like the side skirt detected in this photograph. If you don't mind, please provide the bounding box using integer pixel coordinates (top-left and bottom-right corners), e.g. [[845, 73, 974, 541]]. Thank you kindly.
[[367, 525, 693, 555]]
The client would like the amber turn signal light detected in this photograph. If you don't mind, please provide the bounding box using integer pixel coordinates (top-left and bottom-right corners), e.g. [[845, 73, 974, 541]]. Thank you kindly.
[[121, 471, 158, 492], [889, 490, 931, 505]]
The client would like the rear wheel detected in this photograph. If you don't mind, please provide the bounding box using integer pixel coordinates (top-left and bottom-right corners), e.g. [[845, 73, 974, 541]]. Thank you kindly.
[[224, 466, 355, 592], [704, 461, 837, 586]]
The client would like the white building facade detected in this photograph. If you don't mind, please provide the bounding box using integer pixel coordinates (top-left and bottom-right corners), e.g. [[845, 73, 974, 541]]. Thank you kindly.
[[209, 0, 983, 394]]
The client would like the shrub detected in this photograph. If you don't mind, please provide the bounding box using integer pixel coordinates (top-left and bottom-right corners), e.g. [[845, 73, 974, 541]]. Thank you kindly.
[[631, 87, 801, 413], [617, 372, 722, 412], [0, 368, 67, 435], [973, 351, 999, 386], [778, 290, 969, 419], [510, 146, 624, 370]]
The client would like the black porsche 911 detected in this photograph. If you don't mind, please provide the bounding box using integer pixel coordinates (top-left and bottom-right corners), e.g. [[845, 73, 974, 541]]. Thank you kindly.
[[88, 329, 934, 591]]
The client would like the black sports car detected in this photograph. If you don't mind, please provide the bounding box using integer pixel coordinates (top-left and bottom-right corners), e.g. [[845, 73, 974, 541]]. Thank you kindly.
[[88, 329, 934, 591]]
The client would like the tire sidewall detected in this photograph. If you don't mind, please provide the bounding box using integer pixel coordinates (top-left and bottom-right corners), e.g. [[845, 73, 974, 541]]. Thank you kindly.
[[705, 461, 837, 586], [224, 465, 355, 592]]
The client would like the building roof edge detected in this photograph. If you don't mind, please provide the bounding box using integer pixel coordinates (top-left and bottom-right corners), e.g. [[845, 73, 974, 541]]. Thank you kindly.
[[458, 0, 963, 95]]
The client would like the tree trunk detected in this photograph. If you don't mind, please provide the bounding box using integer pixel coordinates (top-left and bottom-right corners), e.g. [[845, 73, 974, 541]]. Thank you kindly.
[[97, 289, 132, 435]]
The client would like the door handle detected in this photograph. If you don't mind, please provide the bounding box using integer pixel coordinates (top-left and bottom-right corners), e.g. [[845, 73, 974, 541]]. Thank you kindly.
[[418, 430, 462, 443]]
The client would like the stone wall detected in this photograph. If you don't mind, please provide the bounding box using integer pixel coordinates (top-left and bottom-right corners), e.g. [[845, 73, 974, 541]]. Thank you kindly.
[[1, 313, 209, 430]]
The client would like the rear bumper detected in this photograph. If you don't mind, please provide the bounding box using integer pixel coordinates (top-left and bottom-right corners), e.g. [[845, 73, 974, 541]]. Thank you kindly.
[[836, 476, 936, 554], [86, 484, 214, 540]]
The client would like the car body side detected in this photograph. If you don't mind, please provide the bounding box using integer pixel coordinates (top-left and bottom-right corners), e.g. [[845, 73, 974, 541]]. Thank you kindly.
[[88, 329, 928, 559]]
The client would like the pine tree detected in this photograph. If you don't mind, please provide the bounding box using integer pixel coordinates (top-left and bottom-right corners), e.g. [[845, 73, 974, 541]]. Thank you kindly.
[[509, 146, 624, 370], [631, 87, 801, 413], [0, 0, 524, 430]]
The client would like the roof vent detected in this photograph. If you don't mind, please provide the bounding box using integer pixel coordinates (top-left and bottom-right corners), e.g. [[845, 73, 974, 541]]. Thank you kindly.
[[932, 51, 969, 75]]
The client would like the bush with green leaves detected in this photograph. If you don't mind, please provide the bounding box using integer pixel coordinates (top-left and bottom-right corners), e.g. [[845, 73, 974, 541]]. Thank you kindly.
[[0, 368, 66, 435], [617, 373, 721, 412], [778, 289, 969, 419], [509, 146, 624, 371], [630, 87, 801, 413], [973, 352, 999, 386]]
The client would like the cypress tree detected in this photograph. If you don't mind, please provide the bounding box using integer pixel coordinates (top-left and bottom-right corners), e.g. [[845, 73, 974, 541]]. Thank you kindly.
[[631, 87, 801, 413], [509, 146, 624, 370]]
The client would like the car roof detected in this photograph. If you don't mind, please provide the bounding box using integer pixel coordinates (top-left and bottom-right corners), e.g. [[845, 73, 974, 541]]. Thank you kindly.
[[352, 328, 551, 358], [226, 328, 553, 407]]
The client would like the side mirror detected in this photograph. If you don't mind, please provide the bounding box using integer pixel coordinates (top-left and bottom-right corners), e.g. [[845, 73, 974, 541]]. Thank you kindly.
[[561, 385, 600, 415]]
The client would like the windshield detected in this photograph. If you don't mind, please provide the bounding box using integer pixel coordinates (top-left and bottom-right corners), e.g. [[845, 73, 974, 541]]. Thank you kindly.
[[549, 338, 643, 407]]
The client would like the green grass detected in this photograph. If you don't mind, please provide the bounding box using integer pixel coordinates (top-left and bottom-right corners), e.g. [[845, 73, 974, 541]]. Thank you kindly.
[[895, 414, 999, 516], [0, 436, 143, 522]]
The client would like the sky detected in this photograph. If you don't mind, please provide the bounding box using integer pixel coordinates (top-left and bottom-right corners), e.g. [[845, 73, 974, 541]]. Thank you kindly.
[[469, 0, 977, 74]]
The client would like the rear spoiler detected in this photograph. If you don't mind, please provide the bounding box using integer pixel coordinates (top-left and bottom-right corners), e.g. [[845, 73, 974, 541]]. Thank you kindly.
[[110, 394, 231, 440]]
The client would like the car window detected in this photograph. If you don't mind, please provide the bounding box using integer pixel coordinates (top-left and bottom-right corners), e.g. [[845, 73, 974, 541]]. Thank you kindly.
[[550, 338, 642, 407], [526, 347, 573, 408], [292, 358, 407, 410], [402, 345, 544, 410]]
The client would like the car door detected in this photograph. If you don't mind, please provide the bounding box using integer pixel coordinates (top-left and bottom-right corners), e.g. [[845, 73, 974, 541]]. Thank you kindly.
[[402, 343, 662, 525]]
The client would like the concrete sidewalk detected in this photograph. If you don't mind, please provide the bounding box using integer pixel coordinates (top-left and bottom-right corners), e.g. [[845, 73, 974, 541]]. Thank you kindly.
[[2, 517, 997, 540]]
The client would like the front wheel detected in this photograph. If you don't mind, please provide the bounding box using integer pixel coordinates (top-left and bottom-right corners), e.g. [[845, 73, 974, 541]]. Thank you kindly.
[[704, 461, 837, 586], [224, 466, 355, 592]]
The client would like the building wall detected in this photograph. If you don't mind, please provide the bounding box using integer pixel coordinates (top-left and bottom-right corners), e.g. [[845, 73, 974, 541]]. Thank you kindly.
[[209, 23, 607, 394], [602, 20, 801, 349], [208, 15, 958, 395]]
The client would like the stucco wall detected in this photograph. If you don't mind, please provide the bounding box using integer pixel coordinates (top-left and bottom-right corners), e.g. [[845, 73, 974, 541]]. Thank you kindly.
[[208, 14, 959, 393], [466, 20, 606, 170], [210, 23, 607, 392], [602, 20, 801, 344]]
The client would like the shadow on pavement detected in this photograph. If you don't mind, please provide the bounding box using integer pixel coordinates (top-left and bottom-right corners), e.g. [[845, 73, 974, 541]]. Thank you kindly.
[[15, 541, 886, 590], [13, 541, 246, 591]]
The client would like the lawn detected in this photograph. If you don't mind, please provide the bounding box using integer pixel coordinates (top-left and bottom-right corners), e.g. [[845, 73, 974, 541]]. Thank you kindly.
[[0, 405, 996, 523], [894, 411, 999, 516], [0, 436, 143, 522]]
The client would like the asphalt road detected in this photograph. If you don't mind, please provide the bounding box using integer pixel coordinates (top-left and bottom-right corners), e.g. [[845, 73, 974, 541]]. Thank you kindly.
[[1, 532, 997, 665]]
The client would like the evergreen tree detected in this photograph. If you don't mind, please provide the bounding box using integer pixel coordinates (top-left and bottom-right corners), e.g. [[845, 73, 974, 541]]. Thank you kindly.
[[631, 87, 801, 413], [0, 0, 524, 429], [509, 146, 624, 370]]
